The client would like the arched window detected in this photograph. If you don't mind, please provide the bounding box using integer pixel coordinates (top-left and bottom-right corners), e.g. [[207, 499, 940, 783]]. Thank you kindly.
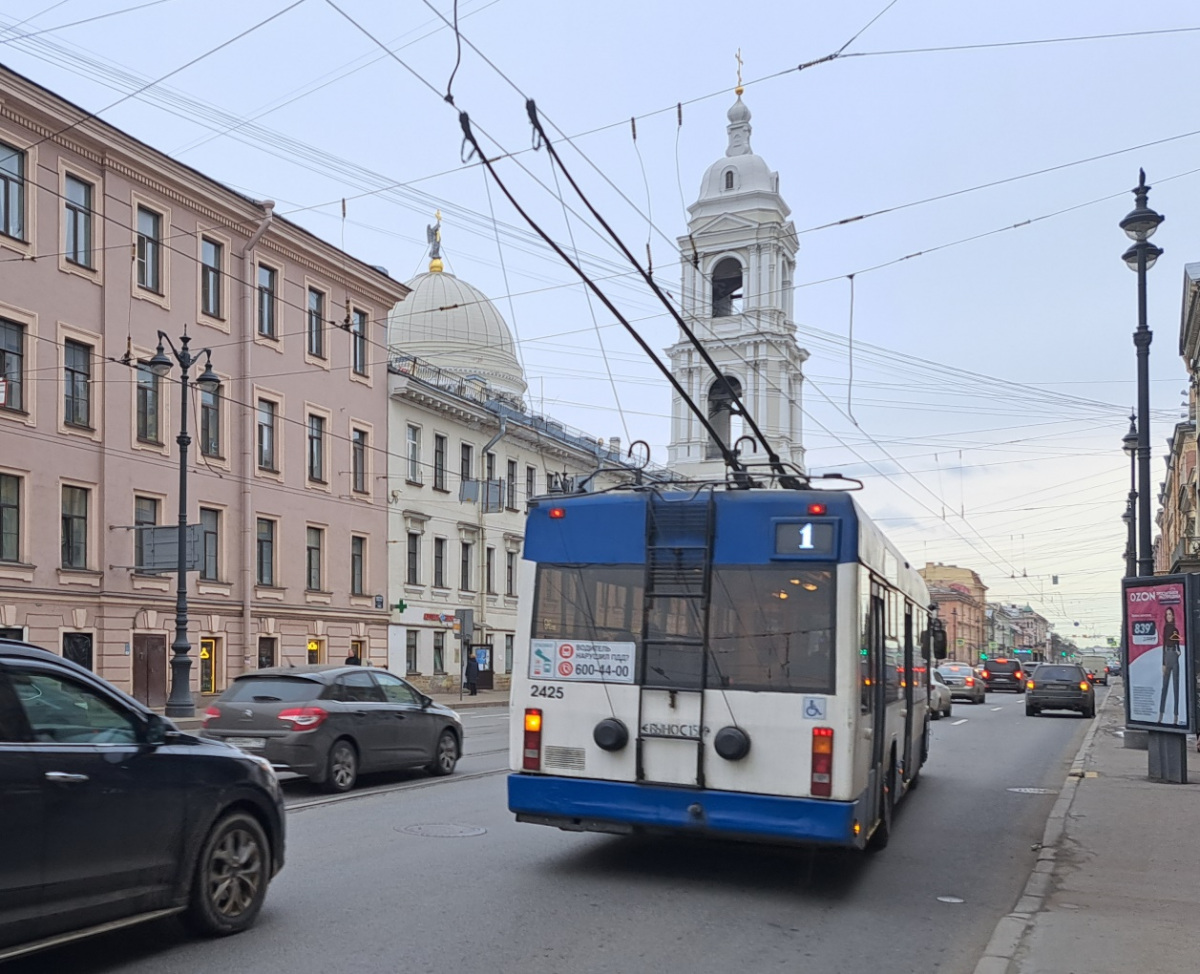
[[711, 257, 743, 317], [706, 374, 742, 459], [723, 169, 734, 190]]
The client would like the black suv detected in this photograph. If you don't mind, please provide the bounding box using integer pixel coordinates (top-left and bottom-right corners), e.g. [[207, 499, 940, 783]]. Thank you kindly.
[[1025, 663, 1095, 718], [0, 641, 286, 964], [981, 658, 1026, 693]]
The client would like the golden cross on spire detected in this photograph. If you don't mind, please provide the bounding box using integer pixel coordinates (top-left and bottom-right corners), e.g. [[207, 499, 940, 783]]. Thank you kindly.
[[735, 49, 744, 95]]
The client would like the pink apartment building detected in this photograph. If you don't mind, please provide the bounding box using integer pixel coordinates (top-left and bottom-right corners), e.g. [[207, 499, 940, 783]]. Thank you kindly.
[[0, 66, 408, 706]]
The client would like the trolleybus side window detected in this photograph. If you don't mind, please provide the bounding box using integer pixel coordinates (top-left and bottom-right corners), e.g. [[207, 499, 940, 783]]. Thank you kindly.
[[859, 570, 873, 713], [707, 566, 835, 693], [884, 589, 902, 702]]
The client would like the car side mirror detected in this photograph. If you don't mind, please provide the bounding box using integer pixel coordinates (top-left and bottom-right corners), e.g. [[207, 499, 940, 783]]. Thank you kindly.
[[144, 713, 170, 745], [420, 694, 433, 709]]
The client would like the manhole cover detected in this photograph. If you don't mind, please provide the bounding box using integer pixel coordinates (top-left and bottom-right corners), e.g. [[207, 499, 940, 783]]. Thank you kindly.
[[937, 896, 964, 904], [396, 823, 487, 838], [1007, 787, 1055, 795]]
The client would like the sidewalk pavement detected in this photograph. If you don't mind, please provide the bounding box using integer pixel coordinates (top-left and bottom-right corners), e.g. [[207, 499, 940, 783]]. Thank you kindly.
[[975, 683, 1200, 974], [163, 687, 511, 732]]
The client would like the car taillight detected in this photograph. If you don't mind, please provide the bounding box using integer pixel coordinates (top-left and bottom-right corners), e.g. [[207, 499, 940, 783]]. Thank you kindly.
[[1015, 671, 1023, 680], [278, 706, 328, 731], [1026, 680, 1035, 690], [523, 708, 543, 771], [981, 669, 990, 680], [965, 677, 974, 687], [811, 727, 833, 798], [202, 705, 221, 728], [1079, 682, 1090, 691]]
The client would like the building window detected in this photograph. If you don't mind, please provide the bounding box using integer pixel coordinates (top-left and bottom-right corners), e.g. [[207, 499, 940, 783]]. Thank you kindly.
[[505, 550, 516, 596], [200, 238, 222, 317], [406, 532, 420, 585], [63, 339, 91, 428], [136, 206, 162, 292], [350, 639, 365, 663], [526, 465, 536, 502], [64, 174, 92, 266], [724, 169, 734, 190], [433, 631, 445, 674], [0, 318, 24, 412], [199, 507, 219, 580], [351, 308, 367, 375], [257, 264, 276, 338], [407, 425, 421, 483], [307, 414, 325, 482], [433, 434, 447, 490], [0, 473, 20, 562], [307, 287, 325, 358], [485, 546, 496, 594], [506, 460, 517, 510], [256, 399, 276, 470], [133, 496, 158, 571], [406, 630, 418, 674], [136, 365, 160, 443], [350, 535, 365, 595], [505, 633, 514, 674], [200, 384, 221, 457], [351, 429, 367, 493], [61, 485, 88, 569], [306, 526, 323, 591], [0, 142, 25, 240], [256, 518, 275, 586], [433, 537, 446, 588], [485, 452, 495, 484], [460, 541, 473, 591], [460, 443, 473, 484]]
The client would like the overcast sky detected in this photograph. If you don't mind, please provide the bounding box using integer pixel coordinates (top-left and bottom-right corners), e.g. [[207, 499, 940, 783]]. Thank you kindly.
[[4, 0, 1199, 644]]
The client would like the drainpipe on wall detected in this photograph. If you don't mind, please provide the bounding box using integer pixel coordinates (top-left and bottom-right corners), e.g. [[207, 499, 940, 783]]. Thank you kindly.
[[476, 418, 507, 670], [239, 202, 274, 669]]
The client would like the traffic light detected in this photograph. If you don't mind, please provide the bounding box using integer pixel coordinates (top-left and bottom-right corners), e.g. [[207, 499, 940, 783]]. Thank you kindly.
[[979, 653, 988, 661]]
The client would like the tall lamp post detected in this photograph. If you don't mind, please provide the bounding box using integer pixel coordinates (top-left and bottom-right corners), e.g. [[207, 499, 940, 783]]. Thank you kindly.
[[1119, 169, 1163, 577], [146, 331, 219, 718], [1122, 412, 1138, 579]]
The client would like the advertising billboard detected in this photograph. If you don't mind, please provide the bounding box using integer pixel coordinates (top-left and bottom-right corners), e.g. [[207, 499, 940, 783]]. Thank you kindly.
[[1123, 575, 1195, 733]]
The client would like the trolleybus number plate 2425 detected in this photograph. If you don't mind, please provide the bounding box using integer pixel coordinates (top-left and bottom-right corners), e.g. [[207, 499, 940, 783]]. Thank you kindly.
[[529, 639, 637, 683]]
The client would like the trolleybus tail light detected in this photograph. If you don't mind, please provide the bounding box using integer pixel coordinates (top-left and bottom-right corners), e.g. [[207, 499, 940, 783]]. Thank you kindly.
[[807, 503, 827, 515], [278, 706, 329, 731], [523, 708, 543, 771], [548, 507, 566, 519], [811, 727, 834, 797], [202, 706, 221, 728]]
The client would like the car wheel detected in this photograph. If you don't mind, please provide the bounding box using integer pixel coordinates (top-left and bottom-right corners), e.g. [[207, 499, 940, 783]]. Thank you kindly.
[[427, 729, 458, 776], [1083, 704, 1096, 719], [944, 703, 953, 719], [1025, 703, 1038, 716], [931, 704, 941, 721], [321, 739, 358, 793], [867, 762, 895, 852], [183, 812, 270, 937]]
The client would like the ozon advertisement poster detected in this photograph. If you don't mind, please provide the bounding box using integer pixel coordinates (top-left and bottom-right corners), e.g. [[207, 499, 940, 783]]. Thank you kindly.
[[1123, 575, 1194, 733], [529, 639, 636, 684]]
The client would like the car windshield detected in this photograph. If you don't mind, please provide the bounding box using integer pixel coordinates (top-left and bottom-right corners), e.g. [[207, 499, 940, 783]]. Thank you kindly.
[[1035, 665, 1084, 682], [220, 677, 323, 703]]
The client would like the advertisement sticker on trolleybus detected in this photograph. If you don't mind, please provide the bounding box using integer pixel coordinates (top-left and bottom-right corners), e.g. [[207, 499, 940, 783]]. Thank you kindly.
[[529, 639, 636, 683]]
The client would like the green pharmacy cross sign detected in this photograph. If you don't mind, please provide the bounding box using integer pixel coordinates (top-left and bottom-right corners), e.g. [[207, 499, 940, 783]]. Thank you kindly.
[[393, 600, 408, 613]]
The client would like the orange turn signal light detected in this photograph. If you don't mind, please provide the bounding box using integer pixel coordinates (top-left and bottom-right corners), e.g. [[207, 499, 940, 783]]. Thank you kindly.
[[1026, 680, 1035, 690], [1079, 682, 1090, 692], [525, 710, 543, 732]]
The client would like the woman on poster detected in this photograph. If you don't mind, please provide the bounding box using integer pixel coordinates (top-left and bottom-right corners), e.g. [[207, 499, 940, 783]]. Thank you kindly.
[[1158, 606, 1183, 724]]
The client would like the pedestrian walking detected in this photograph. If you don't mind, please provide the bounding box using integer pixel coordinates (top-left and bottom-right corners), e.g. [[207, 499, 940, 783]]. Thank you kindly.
[[464, 653, 480, 696]]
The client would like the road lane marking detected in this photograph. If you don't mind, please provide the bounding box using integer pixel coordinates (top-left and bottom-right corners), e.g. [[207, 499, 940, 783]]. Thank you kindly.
[[991, 707, 1002, 711], [952, 718, 968, 725]]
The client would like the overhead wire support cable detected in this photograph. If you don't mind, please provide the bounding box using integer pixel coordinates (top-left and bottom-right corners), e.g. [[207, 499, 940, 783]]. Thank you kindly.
[[457, 110, 750, 485], [526, 100, 804, 490]]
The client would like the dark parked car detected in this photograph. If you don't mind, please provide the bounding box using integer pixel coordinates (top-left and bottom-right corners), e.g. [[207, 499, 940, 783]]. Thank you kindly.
[[0, 640, 285, 964], [981, 658, 1026, 693], [202, 666, 463, 792], [1025, 663, 1096, 718]]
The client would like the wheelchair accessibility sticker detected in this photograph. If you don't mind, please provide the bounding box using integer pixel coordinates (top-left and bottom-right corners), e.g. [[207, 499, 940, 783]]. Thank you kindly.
[[803, 697, 827, 720]]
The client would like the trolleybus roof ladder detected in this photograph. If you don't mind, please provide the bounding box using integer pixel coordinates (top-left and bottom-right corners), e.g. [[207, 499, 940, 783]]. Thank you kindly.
[[636, 491, 716, 789]]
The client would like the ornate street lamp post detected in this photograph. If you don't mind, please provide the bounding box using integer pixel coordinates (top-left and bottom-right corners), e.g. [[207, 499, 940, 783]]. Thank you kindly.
[[1122, 412, 1138, 579], [146, 331, 219, 718]]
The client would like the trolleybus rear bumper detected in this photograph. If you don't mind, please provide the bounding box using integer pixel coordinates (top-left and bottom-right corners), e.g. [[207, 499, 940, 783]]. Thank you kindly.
[[509, 773, 866, 848]]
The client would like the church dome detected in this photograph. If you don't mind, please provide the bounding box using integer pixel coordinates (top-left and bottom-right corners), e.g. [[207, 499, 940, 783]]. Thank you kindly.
[[388, 270, 526, 398], [692, 94, 789, 218]]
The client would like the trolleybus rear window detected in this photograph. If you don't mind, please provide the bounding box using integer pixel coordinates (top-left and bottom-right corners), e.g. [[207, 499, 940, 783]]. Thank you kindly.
[[532, 565, 644, 645]]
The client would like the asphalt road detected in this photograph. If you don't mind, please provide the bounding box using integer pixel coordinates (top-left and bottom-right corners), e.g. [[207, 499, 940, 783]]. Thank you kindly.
[[12, 693, 1101, 974]]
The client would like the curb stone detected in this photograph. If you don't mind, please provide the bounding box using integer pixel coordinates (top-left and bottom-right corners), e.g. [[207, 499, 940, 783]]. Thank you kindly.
[[970, 689, 1112, 974]]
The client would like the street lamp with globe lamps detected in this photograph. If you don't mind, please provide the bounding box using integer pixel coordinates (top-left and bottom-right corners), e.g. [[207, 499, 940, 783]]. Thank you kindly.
[[1119, 169, 1163, 578], [146, 331, 220, 718]]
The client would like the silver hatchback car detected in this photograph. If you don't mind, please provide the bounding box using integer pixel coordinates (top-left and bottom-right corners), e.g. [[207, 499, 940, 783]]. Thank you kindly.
[[202, 665, 462, 792], [936, 662, 986, 704]]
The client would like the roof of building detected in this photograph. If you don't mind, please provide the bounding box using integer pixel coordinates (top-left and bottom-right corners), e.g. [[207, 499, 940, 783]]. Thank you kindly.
[[389, 270, 526, 398], [689, 95, 790, 222]]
